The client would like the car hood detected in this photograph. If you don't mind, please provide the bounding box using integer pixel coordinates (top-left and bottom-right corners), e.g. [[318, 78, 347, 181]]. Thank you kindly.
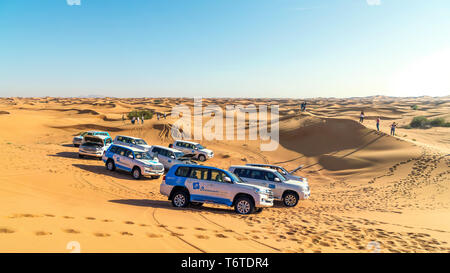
[[235, 182, 271, 193], [286, 174, 307, 182], [283, 179, 309, 189], [74, 135, 83, 139], [137, 159, 163, 166], [199, 148, 213, 154]]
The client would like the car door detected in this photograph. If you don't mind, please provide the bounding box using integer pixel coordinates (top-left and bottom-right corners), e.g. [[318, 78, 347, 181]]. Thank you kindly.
[[121, 149, 135, 172], [152, 147, 167, 168], [262, 171, 283, 199], [241, 169, 266, 188], [206, 169, 234, 205], [184, 167, 213, 202], [113, 147, 127, 170]]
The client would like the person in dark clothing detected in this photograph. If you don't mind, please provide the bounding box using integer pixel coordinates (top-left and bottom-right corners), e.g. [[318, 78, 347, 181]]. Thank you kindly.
[[359, 111, 365, 123], [376, 117, 380, 131], [390, 122, 397, 136]]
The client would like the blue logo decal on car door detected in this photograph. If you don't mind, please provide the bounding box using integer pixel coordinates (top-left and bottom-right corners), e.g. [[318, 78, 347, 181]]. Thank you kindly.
[[193, 182, 200, 189], [269, 184, 275, 189]]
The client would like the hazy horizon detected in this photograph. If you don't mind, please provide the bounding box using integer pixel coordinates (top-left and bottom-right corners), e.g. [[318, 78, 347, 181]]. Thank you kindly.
[[1, 0, 449, 98]]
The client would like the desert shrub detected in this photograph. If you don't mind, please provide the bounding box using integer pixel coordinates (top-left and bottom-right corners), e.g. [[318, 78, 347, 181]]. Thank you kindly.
[[410, 116, 428, 128], [409, 116, 450, 129], [430, 118, 446, 127], [127, 109, 153, 120], [411, 105, 419, 110]]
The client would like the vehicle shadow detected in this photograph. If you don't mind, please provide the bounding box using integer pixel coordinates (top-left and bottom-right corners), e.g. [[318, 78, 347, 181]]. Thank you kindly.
[[109, 199, 235, 214], [72, 163, 154, 181], [60, 143, 76, 148], [48, 152, 102, 160]]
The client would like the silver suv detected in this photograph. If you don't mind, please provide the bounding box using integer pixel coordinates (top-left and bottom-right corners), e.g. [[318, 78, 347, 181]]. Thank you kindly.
[[102, 144, 164, 179], [78, 135, 112, 159], [148, 145, 197, 170], [113, 135, 152, 151], [246, 163, 308, 183], [170, 140, 214, 161], [229, 165, 310, 207], [160, 164, 274, 214]]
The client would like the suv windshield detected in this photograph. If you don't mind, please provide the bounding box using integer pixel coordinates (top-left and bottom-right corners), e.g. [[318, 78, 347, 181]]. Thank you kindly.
[[134, 139, 147, 145], [229, 172, 243, 183], [275, 171, 288, 181], [134, 151, 152, 160], [196, 144, 205, 149]]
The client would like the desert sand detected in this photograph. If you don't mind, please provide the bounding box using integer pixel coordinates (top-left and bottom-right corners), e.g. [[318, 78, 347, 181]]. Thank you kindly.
[[0, 96, 449, 253]]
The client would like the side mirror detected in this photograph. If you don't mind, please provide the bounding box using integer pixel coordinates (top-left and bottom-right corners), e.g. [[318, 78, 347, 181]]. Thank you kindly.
[[224, 177, 232, 183], [274, 177, 280, 182], [128, 155, 134, 159], [170, 155, 175, 159]]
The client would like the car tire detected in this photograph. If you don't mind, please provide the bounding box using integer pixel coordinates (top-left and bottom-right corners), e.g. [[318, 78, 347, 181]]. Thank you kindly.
[[74, 144, 79, 147], [106, 159, 116, 171], [190, 202, 203, 207], [234, 196, 255, 215], [78, 154, 84, 159], [172, 190, 189, 208], [255, 207, 264, 213], [151, 175, 160, 179], [198, 154, 206, 162], [132, 167, 141, 180], [283, 191, 299, 207]]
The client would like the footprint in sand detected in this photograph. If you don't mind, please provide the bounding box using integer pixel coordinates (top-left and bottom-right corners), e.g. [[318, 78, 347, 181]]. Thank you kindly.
[[195, 234, 209, 239], [124, 221, 134, 225], [170, 232, 184, 237], [0, 227, 15, 234], [147, 233, 163, 238], [93, 232, 110, 237], [63, 228, 80, 234], [119, 231, 133, 236], [195, 227, 207, 231], [215, 234, 228, 238], [63, 216, 74, 219], [102, 219, 113, 222], [35, 231, 52, 236], [86, 217, 96, 220]]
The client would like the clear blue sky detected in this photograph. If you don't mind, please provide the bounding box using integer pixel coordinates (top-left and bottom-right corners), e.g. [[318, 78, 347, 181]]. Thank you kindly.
[[1, 0, 449, 98]]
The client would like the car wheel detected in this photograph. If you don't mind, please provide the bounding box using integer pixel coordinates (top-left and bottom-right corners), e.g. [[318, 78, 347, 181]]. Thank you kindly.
[[106, 160, 115, 171], [198, 154, 206, 162], [190, 202, 203, 207], [172, 190, 189, 208], [283, 191, 299, 207], [78, 154, 84, 158], [74, 144, 79, 147], [234, 196, 254, 215], [132, 167, 141, 180], [151, 175, 160, 179]]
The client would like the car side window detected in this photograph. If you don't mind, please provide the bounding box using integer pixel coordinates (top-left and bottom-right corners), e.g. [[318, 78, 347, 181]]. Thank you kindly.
[[125, 150, 133, 158], [264, 171, 276, 181], [175, 166, 190, 177], [110, 146, 117, 154], [118, 147, 126, 156], [250, 170, 264, 180], [189, 168, 208, 180], [209, 170, 230, 183]]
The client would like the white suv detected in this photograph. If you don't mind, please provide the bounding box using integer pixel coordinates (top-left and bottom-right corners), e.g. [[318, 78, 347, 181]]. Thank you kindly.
[[170, 140, 214, 161], [160, 164, 274, 214], [102, 144, 165, 179], [78, 135, 112, 159], [148, 145, 197, 170], [113, 135, 152, 151], [246, 163, 308, 183], [229, 165, 310, 207]]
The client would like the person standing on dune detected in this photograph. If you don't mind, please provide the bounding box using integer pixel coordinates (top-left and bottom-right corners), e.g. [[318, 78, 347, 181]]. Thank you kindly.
[[359, 111, 365, 123], [390, 122, 397, 136], [376, 117, 381, 131]]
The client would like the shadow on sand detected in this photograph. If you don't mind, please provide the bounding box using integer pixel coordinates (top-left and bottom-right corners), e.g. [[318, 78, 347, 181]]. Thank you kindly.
[[72, 163, 155, 181]]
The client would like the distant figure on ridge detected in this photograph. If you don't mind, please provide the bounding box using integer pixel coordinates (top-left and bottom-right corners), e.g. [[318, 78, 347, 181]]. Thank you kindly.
[[141, 115, 145, 124], [131, 117, 136, 125], [359, 111, 365, 123], [390, 122, 397, 136], [300, 101, 307, 112], [376, 117, 381, 131]]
